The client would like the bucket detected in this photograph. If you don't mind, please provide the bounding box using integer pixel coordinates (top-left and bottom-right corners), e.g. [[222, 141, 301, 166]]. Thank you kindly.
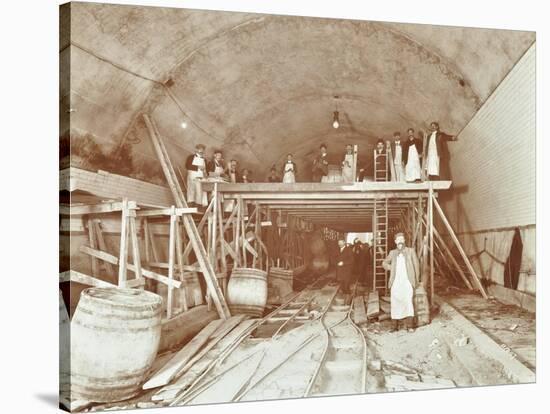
[[227, 267, 268, 317], [70, 287, 163, 402]]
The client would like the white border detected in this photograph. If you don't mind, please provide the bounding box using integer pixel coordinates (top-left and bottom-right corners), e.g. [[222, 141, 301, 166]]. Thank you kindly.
[[0, 0, 547, 413]]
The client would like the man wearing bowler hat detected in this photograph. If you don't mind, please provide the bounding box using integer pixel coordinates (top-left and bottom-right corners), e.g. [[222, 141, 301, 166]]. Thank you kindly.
[[382, 232, 420, 332]]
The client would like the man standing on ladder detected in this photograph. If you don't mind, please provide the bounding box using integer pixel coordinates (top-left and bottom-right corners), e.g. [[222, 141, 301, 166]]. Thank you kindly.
[[382, 233, 420, 332]]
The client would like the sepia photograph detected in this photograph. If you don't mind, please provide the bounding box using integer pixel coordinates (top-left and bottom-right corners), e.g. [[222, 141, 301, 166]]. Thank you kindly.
[[53, 1, 539, 412]]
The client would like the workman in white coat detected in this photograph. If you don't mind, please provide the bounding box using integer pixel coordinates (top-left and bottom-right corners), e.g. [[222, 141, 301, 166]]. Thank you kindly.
[[382, 232, 420, 332]]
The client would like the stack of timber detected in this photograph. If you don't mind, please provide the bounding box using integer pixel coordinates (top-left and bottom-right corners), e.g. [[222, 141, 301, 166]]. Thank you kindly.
[[143, 315, 253, 404]]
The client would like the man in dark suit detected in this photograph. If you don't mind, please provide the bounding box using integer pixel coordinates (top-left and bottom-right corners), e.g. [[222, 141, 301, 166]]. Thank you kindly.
[[336, 239, 354, 294], [425, 122, 457, 180], [374, 138, 388, 181], [312, 143, 330, 182]]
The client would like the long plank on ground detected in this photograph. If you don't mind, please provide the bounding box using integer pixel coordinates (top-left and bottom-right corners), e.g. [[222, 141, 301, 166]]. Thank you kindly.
[[155, 315, 248, 401], [366, 291, 380, 319], [143, 319, 223, 389], [353, 296, 367, 325]]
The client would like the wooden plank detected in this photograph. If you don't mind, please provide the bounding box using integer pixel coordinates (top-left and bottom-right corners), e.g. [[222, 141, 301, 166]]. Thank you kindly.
[[143, 319, 224, 390], [60, 200, 137, 216], [175, 217, 188, 312], [144, 114, 231, 319], [200, 181, 452, 192], [136, 207, 197, 217], [118, 198, 129, 286], [59, 270, 116, 288], [353, 296, 368, 325], [432, 197, 488, 298], [153, 316, 247, 401], [167, 210, 177, 319], [80, 245, 182, 288], [366, 291, 380, 318], [128, 216, 143, 287], [87, 218, 99, 277]]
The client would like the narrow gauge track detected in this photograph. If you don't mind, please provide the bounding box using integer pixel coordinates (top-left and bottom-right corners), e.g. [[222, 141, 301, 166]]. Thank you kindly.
[[173, 280, 367, 405]]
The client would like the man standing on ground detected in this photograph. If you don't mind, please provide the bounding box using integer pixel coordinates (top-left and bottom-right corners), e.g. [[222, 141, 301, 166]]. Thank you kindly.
[[336, 239, 354, 294], [382, 233, 420, 332]]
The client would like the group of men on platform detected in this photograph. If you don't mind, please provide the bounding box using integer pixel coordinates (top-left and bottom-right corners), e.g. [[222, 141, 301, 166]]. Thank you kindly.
[[336, 233, 421, 333]]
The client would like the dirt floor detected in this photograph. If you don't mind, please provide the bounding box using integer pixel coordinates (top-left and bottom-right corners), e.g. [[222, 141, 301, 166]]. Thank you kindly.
[[363, 307, 513, 393]]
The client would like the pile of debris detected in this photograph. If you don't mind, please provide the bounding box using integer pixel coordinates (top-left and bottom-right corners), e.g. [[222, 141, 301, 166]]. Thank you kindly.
[[368, 358, 456, 392]]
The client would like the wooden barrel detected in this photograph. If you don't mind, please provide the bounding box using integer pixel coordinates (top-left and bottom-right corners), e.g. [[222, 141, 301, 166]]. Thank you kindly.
[[70, 287, 163, 402], [414, 285, 430, 327], [227, 267, 268, 317]]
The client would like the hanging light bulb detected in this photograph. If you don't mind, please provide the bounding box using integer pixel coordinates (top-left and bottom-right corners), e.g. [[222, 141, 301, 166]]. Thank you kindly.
[[180, 121, 188, 129], [332, 111, 340, 129]]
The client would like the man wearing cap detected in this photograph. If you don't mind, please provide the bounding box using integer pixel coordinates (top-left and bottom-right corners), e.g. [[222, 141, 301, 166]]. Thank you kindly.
[[336, 239, 354, 294], [185, 144, 207, 206], [382, 233, 420, 332]]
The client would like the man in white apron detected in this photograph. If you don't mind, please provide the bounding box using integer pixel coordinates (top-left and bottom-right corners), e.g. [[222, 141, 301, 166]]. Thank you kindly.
[[207, 150, 226, 178], [341, 144, 354, 182], [403, 128, 423, 182], [425, 122, 457, 180], [392, 132, 405, 182], [282, 153, 297, 183], [185, 144, 207, 206], [382, 233, 420, 332]]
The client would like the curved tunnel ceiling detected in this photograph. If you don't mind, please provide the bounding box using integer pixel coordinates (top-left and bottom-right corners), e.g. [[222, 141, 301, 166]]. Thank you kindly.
[[62, 3, 535, 183]]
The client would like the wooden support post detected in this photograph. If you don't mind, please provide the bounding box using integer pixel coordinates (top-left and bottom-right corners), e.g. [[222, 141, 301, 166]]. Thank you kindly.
[[240, 197, 247, 267], [212, 184, 218, 271], [118, 198, 130, 286], [143, 218, 151, 264], [217, 192, 228, 294], [175, 217, 188, 312], [87, 218, 99, 277], [414, 206, 473, 290], [428, 183, 434, 303], [417, 196, 423, 256], [352, 144, 358, 182], [128, 212, 143, 288], [143, 113, 230, 319], [432, 197, 488, 298], [167, 207, 177, 319]]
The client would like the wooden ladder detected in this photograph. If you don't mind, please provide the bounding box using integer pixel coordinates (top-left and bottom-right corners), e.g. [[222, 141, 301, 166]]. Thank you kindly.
[[143, 114, 231, 319], [373, 196, 389, 293]]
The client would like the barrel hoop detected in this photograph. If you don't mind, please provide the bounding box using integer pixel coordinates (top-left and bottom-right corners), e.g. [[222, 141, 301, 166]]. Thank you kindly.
[[79, 297, 162, 313], [72, 319, 162, 333], [228, 305, 264, 317], [76, 305, 163, 321], [230, 274, 267, 282], [71, 365, 150, 383]]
